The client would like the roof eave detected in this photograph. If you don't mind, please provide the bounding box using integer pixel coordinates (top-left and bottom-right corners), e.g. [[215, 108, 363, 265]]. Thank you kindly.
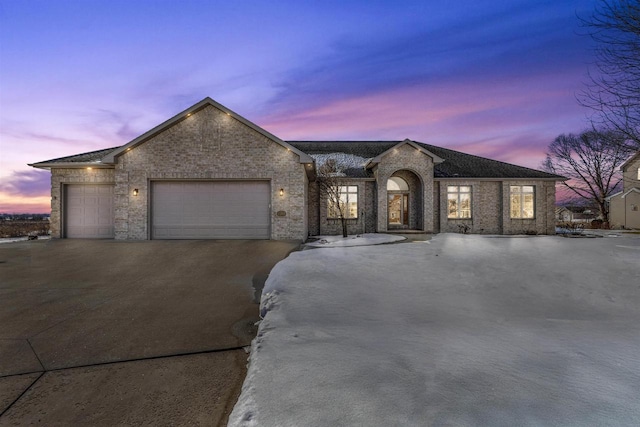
[[102, 97, 313, 164], [28, 162, 115, 170], [605, 190, 624, 201], [433, 176, 565, 181], [621, 187, 640, 198]]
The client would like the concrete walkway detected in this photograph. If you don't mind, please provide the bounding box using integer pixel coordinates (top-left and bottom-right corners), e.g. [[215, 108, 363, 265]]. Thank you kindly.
[[0, 239, 299, 426]]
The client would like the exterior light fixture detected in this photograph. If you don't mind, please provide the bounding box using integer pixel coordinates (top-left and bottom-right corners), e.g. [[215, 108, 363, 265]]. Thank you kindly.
[[279, 188, 284, 197], [133, 189, 139, 196], [86, 167, 92, 170]]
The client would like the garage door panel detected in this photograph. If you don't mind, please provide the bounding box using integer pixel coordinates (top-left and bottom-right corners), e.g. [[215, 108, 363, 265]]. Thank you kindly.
[[65, 185, 115, 238], [152, 181, 270, 239]]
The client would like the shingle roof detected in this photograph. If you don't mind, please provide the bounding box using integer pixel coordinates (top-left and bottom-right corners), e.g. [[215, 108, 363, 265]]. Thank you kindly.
[[30, 147, 120, 166], [417, 142, 562, 179], [289, 141, 398, 158], [32, 140, 563, 180], [289, 140, 563, 180]]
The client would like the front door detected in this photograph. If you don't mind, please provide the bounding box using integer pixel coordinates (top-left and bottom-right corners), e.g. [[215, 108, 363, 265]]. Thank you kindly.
[[388, 193, 409, 227]]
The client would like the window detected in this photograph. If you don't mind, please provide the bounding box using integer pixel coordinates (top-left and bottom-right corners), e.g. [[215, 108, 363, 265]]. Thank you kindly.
[[447, 186, 472, 219], [387, 177, 409, 191], [510, 185, 535, 218], [328, 186, 358, 219]]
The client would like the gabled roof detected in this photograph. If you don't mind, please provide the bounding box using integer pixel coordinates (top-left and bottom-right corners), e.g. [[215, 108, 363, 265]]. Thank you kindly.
[[365, 139, 444, 167], [607, 187, 640, 200], [621, 187, 640, 198], [102, 97, 312, 164], [29, 147, 120, 169], [289, 140, 564, 180]]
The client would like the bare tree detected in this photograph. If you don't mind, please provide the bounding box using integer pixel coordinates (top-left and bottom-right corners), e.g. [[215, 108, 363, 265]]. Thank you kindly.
[[579, 0, 640, 149], [543, 130, 633, 223], [315, 158, 350, 238]]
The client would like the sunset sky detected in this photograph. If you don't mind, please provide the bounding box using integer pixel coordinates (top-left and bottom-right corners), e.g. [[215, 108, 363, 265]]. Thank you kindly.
[[1, 0, 601, 213]]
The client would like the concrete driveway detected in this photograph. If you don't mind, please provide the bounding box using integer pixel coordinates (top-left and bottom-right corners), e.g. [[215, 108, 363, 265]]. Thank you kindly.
[[0, 239, 299, 426]]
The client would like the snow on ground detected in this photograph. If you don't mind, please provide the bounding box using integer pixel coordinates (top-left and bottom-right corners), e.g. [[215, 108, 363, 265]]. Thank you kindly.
[[230, 234, 640, 426], [305, 233, 405, 248], [0, 236, 51, 244]]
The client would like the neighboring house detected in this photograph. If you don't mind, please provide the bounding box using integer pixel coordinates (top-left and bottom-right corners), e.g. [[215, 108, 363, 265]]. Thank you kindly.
[[30, 97, 564, 241], [555, 206, 599, 223], [607, 151, 640, 229]]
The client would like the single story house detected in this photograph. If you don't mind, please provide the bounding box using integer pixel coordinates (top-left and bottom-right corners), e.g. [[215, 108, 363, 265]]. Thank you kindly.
[[555, 206, 599, 224], [607, 151, 640, 229], [30, 97, 564, 241]]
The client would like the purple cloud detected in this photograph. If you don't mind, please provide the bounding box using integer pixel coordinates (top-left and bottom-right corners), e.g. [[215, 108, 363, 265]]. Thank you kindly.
[[263, 1, 595, 118], [0, 170, 51, 197]]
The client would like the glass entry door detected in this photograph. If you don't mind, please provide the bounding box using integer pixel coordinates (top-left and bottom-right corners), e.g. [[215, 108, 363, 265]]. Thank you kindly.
[[388, 193, 409, 226]]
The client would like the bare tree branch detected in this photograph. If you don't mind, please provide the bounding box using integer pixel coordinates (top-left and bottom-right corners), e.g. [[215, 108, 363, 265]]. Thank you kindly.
[[315, 158, 350, 238], [579, 0, 640, 149], [542, 129, 633, 223]]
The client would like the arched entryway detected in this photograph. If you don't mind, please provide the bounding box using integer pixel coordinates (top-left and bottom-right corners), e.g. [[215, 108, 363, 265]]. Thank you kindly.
[[386, 171, 423, 230]]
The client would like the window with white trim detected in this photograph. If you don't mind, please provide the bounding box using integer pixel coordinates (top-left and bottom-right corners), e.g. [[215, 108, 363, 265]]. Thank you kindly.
[[447, 186, 472, 219], [328, 186, 358, 219], [510, 185, 535, 219]]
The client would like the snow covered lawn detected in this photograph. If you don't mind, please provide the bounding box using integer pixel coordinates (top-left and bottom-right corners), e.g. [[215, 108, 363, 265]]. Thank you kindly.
[[230, 234, 640, 426], [305, 233, 406, 248]]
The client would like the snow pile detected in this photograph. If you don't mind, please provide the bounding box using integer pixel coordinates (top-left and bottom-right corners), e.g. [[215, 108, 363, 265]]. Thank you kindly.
[[229, 234, 640, 426], [305, 233, 405, 248], [310, 153, 370, 175]]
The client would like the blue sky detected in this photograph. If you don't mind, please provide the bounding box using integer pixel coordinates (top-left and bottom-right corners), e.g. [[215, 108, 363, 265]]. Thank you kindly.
[[0, 0, 600, 212]]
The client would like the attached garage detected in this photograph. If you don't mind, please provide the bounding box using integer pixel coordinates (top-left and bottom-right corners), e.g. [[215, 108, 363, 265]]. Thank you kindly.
[[151, 181, 271, 239], [64, 184, 115, 238]]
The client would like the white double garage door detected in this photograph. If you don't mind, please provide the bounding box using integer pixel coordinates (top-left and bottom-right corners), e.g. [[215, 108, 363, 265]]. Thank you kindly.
[[65, 181, 271, 239]]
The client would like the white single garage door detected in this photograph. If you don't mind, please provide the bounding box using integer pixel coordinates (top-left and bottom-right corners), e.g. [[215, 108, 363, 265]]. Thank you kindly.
[[151, 181, 271, 239], [65, 184, 115, 238]]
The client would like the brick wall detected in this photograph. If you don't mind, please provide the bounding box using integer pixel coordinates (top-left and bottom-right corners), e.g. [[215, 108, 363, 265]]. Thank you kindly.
[[115, 105, 308, 240], [437, 180, 502, 234], [50, 105, 308, 241], [374, 144, 434, 232], [501, 181, 556, 235], [312, 179, 372, 236], [435, 179, 556, 235]]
